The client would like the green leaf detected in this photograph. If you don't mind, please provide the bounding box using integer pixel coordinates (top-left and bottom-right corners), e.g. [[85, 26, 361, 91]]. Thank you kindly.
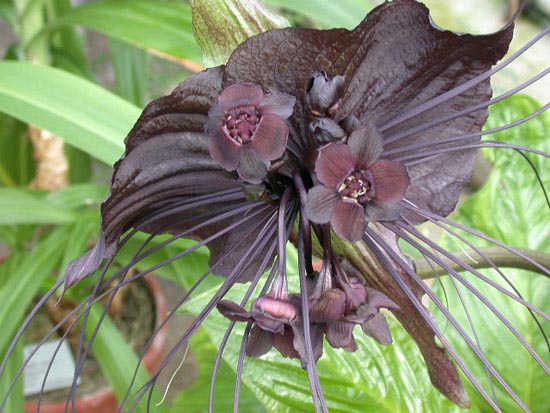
[[0, 113, 34, 187], [190, 0, 289, 67], [0, 340, 23, 413], [265, 0, 374, 29], [44, 183, 108, 210], [182, 281, 467, 413], [0, 61, 140, 164], [173, 329, 266, 413], [433, 95, 550, 412], [86, 305, 167, 413], [110, 37, 149, 107], [0, 226, 68, 358], [0, 188, 75, 224], [43, 0, 201, 64]]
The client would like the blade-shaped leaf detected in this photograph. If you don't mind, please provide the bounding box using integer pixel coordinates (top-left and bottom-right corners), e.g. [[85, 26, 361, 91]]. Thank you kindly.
[[43, 0, 201, 65], [0, 61, 140, 164], [0, 226, 68, 358], [0, 188, 75, 225], [0, 340, 23, 413]]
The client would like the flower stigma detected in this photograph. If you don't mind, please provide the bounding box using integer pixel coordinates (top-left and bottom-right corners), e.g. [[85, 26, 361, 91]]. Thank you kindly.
[[337, 169, 373, 205], [223, 106, 261, 145]]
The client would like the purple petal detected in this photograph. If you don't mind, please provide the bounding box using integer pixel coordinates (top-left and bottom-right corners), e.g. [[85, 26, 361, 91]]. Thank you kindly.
[[305, 185, 339, 224], [237, 145, 268, 183], [273, 326, 300, 359], [361, 313, 393, 346], [258, 91, 296, 118], [291, 322, 324, 364], [365, 201, 403, 222], [250, 113, 289, 160], [347, 124, 383, 167], [218, 83, 263, 111], [315, 143, 355, 188], [365, 287, 400, 311], [369, 159, 409, 202], [209, 128, 241, 170], [246, 325, 274, 358], [331, 200, 366, 242], [326, 321, 357, 351], [216, 300, 252, 322], [64, 233, 105, 289]]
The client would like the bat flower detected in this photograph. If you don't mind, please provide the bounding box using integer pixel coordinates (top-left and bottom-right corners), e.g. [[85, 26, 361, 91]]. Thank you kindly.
[[217, 295, 301, 358], [205, 83, 296, 183], [306, 124, 410, 242], [5, 1, 550, 413]]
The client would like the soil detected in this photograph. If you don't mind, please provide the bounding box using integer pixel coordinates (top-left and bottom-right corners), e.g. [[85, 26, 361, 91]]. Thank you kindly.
[[25, 277, 156, 403]]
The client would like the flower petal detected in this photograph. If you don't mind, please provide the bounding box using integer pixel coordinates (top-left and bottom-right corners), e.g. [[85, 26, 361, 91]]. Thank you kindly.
[[64, 233, 105, 288], [258, 90, 296, 119], [315, 143, 355, 188], [218, 82, 263, 111], [217, 300, 252, 322], [369, 159, 409, 202], [250, 113, 289, 161], [326, 321, 357, 351], [305, 185, 339, 224], [331, 200, 366, 242], [347, 124, 383, 167], [246, 325, 274, 358], [237, 145, 268, 183], [209, 127, 241, 170], [361, 313, 393, 346]]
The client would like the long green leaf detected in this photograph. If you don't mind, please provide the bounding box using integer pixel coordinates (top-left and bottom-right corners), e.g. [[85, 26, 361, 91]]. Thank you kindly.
[[0, 340, 23, 413], [0, 61, 140, 164], [43, 0, 201, 64], [0, 226, 68, 358], [0, 188, 75, 224]]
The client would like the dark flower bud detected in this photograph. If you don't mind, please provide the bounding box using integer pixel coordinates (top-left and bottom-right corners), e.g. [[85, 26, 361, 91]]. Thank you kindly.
[[309, 288, 346, 322], [309, 117, 347, 144], [252, 294, 298, 333], [339, 115, 362, 135], [307, 71, 345, 117]]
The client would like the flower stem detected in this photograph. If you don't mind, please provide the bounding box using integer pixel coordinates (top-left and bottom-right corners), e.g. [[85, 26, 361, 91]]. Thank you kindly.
[[413, 246, 550, 279]]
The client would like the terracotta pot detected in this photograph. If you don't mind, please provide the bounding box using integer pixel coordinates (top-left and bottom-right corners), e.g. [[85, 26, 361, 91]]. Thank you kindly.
[[24, 275, 168, 413]]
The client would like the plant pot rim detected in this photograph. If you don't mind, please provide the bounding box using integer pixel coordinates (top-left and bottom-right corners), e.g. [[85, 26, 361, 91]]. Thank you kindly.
[[24, 274, 168, 413]]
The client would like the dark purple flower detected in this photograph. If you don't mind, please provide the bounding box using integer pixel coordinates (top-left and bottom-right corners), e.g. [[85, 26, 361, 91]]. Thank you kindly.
[[306, 124, 409, 242], [206, 83, 295, 183]]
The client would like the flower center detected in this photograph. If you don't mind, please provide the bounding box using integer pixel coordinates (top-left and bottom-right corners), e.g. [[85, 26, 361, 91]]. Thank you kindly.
[[338, 169, 372, 205], [223, 106, 261, 145]]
